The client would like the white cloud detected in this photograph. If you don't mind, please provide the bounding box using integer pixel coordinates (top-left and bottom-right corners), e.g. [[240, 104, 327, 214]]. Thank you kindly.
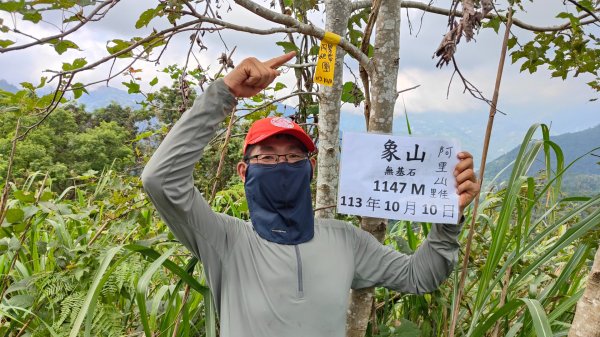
[[0, 0, 596, 130]]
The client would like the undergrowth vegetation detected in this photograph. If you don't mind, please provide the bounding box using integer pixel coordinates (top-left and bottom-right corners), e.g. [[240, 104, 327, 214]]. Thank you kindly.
[[0, 124, 598, 337]]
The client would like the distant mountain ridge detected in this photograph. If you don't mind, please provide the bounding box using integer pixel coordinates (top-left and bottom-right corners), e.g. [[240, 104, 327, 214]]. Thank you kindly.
[[0, 78, 143, 111], [0, 79, 18, 92], [484, 124, 600, 196], [77, 86, 143, 111]]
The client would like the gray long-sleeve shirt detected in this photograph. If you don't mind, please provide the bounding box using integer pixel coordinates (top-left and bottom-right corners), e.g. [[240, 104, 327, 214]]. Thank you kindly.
[[141, 79, 462, 337]]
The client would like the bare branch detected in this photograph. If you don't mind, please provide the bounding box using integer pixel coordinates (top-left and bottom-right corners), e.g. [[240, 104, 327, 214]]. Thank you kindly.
[[397, 84, 420, 94], [17, 75, 74, 141], [213, 46, 238, 79], [284, 62, 316, 68], [175, 9, 300, 34], [565, 0, 600, 23], [351, 0, 600, 32], [0, 120, 20, 226], [208, 91, 320, 146], [46, 19, 205, 79], [233, 0, 372, 70], [359, 0, 383, 125], [0, 0, 118, 53]]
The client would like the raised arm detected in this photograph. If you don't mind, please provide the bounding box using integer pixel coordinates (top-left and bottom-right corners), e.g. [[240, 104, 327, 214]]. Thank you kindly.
[[140, 78, 239, 260], [141, 51, 297, 260]]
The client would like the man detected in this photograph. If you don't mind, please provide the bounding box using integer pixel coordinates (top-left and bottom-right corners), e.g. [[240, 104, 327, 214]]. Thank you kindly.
[[141, 51, 479, 337]]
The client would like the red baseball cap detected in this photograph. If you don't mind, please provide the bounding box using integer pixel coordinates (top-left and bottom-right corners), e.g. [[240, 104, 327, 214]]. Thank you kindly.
[[243, 117, 316, 155]]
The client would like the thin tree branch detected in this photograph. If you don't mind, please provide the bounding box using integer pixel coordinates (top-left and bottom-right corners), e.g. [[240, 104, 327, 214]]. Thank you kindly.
[[0, 0, 118, 53], [0, 119, 21, 226], [446, 57, 506, 115], [233, 0, 372, 70], [448, 9, 513, 337], [213, 46, 238, 80], [397, 84, 420, 94], [171, 284, 192, 337], [283, 62, 316, 68], [565, 0, 600, 22], [359, 0, 383, 126], [46, 19, 203, 80], [313, 204, 336, 212], [351, 0, 599, 32], [16, 74, 74, 141], [210, 106, 238, 203], [173, 9, 300, 34], [208, 91, 319, 147]]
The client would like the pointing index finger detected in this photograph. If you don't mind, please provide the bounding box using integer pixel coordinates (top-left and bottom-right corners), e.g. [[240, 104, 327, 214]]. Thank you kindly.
[[263, 51, 297, 69]]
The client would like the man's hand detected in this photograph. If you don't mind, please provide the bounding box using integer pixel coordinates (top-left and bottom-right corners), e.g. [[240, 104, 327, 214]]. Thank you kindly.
[[223, 52, 296, 97], [454, 151, 480, 216]]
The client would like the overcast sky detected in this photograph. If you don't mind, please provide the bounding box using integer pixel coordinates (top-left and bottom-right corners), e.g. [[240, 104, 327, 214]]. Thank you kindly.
[[1, 0, 598, 158]]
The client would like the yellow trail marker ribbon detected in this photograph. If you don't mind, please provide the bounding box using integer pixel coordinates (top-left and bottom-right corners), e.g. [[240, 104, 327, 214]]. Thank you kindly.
[[314, 32, 341, 87]]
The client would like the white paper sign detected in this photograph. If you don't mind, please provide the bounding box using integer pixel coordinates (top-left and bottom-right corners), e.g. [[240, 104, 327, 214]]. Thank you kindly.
[[337, 132, 461, 224]]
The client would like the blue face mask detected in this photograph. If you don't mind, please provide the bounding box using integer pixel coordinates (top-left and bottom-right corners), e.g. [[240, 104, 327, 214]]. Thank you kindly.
[[244, 159, 314, 245]]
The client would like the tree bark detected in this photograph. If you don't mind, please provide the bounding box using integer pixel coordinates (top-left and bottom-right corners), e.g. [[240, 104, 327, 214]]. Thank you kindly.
[[569, 247, 600, 337], [314, 0, 351, 219], [346, 0, 400, 335]]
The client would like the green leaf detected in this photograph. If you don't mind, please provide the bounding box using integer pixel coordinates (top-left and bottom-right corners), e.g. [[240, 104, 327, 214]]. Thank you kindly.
[[391, 318, 421, 337], [0, 39, 15, 48], [52, 39, 79, 55], [37, 92, 60, 108], [274, 82, 286, 91], [0, 1, 23, 12], [483, 16, 501, 33], [37, 76, 47, 88], [8, 236, 21, 251], [341, 81, 364, 105], [6, 294, 34, 308], [122, 81, 140, 94], [38, 191, 53, 202], [556, 12, 574, 19], [22, 11, 42, 23], [149, 77, 158, 86], [72, 82, 88, 99], [136, 8, 157, 28], [72, 58, 87, 69], [275, 41, 299, 53], [106, 39, 133, 58], [20, 82, 35, 91], [310, 45, 320, 56], [136, 247, 176, 337], [6, 208, 24, 223], [472, 300, 523, 336], [520, 298, 553, 337], [69, 246, 122, 337], [578, 0, 594, 11], [125, 244, 209, 295], [62, 58, 87, 71], [507, 36, 518, 50], [14, 190, 35, 203]]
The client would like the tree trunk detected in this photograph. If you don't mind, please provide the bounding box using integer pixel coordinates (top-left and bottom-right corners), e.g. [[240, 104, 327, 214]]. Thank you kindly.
[[314, 0, 351, 219], [346, 0, 400, 335], [569, 247, 600, 337]]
